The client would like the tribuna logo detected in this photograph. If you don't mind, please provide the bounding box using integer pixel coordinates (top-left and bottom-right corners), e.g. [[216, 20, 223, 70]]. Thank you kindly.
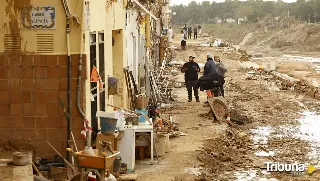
[[265, 162, 308, 172]]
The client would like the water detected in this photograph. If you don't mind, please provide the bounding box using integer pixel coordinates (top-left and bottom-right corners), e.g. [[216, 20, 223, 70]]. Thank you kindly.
[[251, 126, 273, 145], [237, 111, 320, 180], [234, 169, 257, 181], [281, 55, 320, 63]]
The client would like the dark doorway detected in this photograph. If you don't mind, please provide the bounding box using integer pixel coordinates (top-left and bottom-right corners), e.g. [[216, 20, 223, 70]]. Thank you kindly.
[[90, 32, 98, 143], [99, 32, 105, 111]]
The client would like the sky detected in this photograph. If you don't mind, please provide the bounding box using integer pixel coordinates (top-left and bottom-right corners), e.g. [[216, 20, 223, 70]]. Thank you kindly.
[[170, 0, 296, 6]]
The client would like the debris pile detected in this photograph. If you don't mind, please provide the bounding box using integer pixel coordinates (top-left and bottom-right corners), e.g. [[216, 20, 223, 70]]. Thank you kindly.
[[197, 129, 253, 180]]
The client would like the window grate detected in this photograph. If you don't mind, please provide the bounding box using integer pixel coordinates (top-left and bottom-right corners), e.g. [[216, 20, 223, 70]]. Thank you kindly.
[[36, 34, 54, 53]]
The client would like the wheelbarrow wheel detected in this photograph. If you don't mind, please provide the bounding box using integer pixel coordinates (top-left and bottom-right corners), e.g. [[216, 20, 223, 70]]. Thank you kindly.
[[208, 97, 229, 122]]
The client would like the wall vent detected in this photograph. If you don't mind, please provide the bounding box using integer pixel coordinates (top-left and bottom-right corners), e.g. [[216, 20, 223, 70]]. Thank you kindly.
[[4, 34, 21, 52], [36, 34, 54, 53]]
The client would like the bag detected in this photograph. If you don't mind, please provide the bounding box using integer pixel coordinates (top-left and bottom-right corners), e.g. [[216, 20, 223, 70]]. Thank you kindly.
[[115, 110, 126, 131]]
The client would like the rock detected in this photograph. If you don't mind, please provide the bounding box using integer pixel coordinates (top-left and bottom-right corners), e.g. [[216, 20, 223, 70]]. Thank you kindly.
[[286, 81, 294, 87], [210, 152, 218, 157], [237, 132, 248, 138], [220, 156, 232, 162]]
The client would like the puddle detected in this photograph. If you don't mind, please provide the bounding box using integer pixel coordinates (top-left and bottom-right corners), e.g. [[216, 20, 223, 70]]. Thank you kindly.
[[298, 111, 320, 143], [281, 55, 320, 63], [233, 169, 258, 181], [251, 126, 273, 145], [298, 111, 320, 162], [255, 151, 276, 157]]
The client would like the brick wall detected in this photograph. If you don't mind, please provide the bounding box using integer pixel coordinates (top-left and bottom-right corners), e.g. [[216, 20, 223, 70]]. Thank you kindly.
[[0, 53, 87, 158]]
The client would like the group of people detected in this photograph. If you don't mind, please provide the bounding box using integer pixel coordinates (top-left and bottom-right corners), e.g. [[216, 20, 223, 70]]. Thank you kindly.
[[181, 53, 227, 102], [182, 24, 201, 40], [180, 24, 202, 51]]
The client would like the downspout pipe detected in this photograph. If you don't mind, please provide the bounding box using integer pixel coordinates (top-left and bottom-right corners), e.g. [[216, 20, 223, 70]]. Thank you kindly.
[[66, 18, 71, 161], [77, 0, 91, 147]]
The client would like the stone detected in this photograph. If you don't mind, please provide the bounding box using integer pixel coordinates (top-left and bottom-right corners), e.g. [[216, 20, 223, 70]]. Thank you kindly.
[[237, 132, 248, 138]]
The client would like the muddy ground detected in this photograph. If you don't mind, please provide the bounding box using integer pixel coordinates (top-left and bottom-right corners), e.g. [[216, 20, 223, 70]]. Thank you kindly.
[[136, 39, 320, 180]]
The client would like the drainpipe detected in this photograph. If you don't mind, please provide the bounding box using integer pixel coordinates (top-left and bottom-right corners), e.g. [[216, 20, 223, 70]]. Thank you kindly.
[[78, 0, 91, 147], [62, 0, 71, 161]]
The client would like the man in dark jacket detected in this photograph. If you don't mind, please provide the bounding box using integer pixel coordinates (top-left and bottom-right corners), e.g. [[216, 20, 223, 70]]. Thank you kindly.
[[204, 53, 216, 75], [183, 24, 187, 39], [193, 26, 198, 40], [181, 56, 200, 102], [187, 26, 192, 40]]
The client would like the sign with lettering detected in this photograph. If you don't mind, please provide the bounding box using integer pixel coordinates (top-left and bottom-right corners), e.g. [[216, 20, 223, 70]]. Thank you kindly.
[[22, 6, 56, 29]]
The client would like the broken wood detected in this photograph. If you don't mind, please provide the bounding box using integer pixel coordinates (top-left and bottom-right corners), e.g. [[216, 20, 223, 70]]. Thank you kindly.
[[118, 173, 138, 180], [0, 159, 13, 164], [32, 163, 43, 177]]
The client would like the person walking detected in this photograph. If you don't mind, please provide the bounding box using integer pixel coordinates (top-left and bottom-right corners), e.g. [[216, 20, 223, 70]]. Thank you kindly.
[[214, 56, 227, 96], [183, 24, 187, 39], [187, 26, 192, 39], [180, 30, 186, 50], [193, 26, 198, 40], [198, 24, 202, 34], [168, 27, 173, 43], [181, 56, 200, 102]]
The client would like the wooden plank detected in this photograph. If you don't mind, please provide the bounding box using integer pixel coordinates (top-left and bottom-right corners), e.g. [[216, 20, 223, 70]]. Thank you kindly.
[[0, 159, 13, 164], [118, 174, 138, 181]]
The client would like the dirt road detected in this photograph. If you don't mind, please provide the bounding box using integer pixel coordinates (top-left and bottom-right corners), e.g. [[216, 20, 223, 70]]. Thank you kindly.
[[137, 41, 320, 180], [135, 48, 227, 180]]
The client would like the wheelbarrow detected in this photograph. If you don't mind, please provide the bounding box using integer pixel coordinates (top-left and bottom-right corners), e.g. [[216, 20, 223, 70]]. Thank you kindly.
[[67, 148, 120, 181]]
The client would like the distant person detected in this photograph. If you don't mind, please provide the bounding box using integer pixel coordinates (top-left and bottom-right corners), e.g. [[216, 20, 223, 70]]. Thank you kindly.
[[168, 27, 173, 43], [180, 30, 186, 50], [198, 24, 202, 34], [183, 24, 187, 39], [187, 26, 192, 39], [181, 56, 200, 102], [193, 26, 198, 39]]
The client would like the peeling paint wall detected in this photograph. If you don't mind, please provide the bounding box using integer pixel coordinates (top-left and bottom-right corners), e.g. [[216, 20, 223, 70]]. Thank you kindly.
[[0, 0, 86, 158], [105, 0, 128, 109], [1, 0, 83, 54]]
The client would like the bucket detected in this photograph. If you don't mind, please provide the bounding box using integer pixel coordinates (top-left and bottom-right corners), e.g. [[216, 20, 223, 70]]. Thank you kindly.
[[135, 109, 148, 123], [113, 157, 122, 177], [100, 118, 117, 134], [97, 111, 119, 135]]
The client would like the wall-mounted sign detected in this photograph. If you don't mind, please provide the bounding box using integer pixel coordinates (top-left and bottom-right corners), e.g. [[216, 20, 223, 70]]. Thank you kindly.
[[22, 6, 56, 29]]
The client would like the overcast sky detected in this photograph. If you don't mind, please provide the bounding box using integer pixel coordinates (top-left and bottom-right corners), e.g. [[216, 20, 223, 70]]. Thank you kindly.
[[170, 0, 296, 6]]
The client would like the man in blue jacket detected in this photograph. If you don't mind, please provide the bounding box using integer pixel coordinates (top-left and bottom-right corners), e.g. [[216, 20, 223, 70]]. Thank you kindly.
[[204, 53, 216, 75]]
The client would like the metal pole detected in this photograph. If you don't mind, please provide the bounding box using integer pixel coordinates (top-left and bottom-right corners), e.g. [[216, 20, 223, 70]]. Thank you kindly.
[[66, 18, 71, 161]]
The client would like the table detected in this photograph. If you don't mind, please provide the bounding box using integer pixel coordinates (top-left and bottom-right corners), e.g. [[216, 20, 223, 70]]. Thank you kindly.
[[117, 122, 153, 171]]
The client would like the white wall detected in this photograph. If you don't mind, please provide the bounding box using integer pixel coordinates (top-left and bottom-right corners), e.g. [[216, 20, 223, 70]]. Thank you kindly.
[[126, 9, 145, 85]]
